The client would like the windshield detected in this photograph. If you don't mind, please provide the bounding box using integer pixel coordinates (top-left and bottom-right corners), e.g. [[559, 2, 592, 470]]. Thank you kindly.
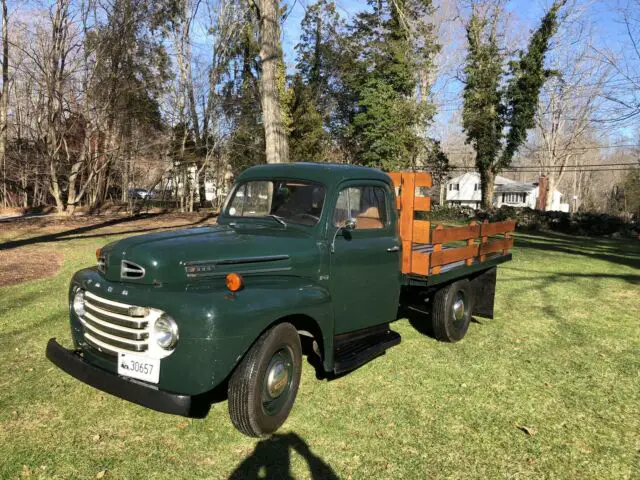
[[225, 180, 326, 226]]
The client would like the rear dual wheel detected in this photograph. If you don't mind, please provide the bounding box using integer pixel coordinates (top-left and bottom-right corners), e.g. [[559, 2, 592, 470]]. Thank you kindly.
[[228, 322, 302, 437], [431, 279, 474, 342]]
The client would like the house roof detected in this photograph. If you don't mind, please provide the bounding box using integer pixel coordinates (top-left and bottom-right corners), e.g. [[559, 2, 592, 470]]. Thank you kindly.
[[448, 172, 517, 185], [494, 182, 537, 193]]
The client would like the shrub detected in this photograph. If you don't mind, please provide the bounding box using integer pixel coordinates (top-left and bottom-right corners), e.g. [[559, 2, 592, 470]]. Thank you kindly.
[[425, 206, 638, 238]]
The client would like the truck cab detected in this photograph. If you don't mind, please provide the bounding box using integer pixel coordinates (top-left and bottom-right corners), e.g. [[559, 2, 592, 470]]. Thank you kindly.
[[46, 163, 514, 437]]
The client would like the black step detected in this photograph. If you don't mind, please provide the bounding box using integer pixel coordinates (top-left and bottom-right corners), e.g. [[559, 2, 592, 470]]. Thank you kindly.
[[333, 328, 401, 374]]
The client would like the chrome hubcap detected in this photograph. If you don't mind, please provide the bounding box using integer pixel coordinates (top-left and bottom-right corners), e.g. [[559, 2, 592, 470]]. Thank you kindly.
[[262, 347, 294, 416], [452, 293, 465, 322], [266, 359, 289, 399]]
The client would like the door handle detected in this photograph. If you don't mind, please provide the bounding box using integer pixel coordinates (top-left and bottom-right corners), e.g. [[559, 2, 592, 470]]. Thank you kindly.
[[386, 245, 400, 252]]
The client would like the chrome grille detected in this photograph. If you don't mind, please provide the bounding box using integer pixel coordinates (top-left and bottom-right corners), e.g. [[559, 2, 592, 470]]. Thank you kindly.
[[97, 256, 106, 273], [80, 291, 152, 356]]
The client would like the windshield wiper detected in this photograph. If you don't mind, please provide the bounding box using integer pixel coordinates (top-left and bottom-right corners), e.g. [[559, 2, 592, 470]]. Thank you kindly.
[[266, 214, 287, 228]]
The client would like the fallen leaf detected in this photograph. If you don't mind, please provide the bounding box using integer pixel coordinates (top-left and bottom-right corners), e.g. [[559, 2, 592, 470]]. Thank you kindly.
[[176, 420, 189, 430], [96, 470, 106, 479], [22, 465, 31, 477], [516, 424, 538, 436], [92, 434, 101, 442]]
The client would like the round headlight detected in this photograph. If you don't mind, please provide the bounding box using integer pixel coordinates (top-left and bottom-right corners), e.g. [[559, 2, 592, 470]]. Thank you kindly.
[[153, 315, 178, 350], [72, 289, 85, 317]]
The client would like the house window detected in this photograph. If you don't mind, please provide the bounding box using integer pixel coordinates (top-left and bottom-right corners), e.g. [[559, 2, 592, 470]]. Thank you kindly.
[[453, 183, 459, 191], [474, 183, 479, 191], [502, 193, 526, 204]]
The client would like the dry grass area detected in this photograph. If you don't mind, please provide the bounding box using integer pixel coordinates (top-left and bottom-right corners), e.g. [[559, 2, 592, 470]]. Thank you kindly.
[[0, 212, 217, 286]]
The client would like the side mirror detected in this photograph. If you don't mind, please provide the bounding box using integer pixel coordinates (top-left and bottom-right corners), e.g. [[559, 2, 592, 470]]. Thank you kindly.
[[330, 218, 358, 253]]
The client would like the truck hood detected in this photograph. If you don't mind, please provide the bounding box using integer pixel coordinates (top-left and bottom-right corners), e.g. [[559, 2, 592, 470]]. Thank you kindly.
[[99, 223, 319, 285]]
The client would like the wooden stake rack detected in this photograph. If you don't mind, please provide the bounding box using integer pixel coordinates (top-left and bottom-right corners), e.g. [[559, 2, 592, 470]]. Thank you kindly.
[[388, 171, 516, 277]]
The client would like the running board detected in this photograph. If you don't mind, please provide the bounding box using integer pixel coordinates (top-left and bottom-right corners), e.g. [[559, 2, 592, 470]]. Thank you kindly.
[[333, 327, 401, 375]]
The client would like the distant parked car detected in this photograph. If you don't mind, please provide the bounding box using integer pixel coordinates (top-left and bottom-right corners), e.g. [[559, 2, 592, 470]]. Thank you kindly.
[[128, 188, 155, 200]]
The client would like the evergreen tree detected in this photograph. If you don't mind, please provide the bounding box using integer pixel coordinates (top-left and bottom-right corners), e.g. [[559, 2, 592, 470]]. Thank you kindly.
[[343, 0, 438, 170], [288, 74, 327, 162], [288, 0, 343, 162], [462, 1, 566, 208]]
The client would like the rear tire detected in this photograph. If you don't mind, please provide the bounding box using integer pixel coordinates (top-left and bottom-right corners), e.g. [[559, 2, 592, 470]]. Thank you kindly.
[[228, 322, 302, 437], [431, 279, 474, 342]]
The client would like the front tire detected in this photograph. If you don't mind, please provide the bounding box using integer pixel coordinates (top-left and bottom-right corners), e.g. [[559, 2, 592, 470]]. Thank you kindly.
[[431, 279, 474, 342], [228, 322, 302, 437]]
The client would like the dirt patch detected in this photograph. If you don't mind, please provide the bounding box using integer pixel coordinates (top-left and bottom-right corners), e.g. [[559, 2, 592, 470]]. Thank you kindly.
[[0, 212, 217, 286], [0, 246, 64, 287]]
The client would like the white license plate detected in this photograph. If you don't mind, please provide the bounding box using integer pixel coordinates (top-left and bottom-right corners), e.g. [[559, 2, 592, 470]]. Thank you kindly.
[[118, 352, 160, 384]]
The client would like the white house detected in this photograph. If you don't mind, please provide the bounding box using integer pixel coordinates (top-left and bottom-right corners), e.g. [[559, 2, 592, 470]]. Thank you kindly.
[[445, 172, 569, 212]]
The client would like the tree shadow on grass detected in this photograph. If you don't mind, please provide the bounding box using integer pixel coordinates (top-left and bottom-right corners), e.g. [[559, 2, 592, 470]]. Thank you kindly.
[[228, 432, 339, 480], [501, 267, 640, 286], [0, 213, 217, 251], [515, 231, 640, 271]]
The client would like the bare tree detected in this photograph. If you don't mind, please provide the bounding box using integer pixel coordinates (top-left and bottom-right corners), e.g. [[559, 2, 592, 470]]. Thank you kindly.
[[0, 0, 7, 209], [530, 21, 610, 210]]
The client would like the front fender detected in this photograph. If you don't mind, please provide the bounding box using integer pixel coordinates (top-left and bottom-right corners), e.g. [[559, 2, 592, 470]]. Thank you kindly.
[[200, 276, 334, 375]]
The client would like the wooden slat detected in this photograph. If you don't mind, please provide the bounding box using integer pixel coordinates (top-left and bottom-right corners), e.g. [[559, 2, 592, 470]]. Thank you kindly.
[[414, 172, 432, 188], [431, 224, 481, 244], [401, 240, 412, 274], [481, 220, 516, 237], [466, 221, 477, 266], [478, 238, 513, 256], [388, 172, 402, 189], [430, 245, 479, 268], [479, 220, 489, 262], [399, 173, 415, 241], [412, 220, 430, 244], [410, 251, 430, 275], [414, 196, 431, 212], [431, 225, 443, 274]]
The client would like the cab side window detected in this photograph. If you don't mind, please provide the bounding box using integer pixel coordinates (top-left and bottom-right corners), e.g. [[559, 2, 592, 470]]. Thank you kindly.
[[332, 185, 387, 229]]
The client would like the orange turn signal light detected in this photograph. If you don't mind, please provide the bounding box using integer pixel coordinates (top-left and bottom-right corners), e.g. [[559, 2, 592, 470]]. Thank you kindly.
[[226, 272, 244, 292], [95, 248, 101, 260]]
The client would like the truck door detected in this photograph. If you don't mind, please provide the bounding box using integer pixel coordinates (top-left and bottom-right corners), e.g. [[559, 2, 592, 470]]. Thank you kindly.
[[329, 182, 402, 334]]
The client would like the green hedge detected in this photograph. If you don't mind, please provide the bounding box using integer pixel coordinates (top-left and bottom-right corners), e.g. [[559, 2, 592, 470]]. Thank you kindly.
[[422, 205, 639, 238]]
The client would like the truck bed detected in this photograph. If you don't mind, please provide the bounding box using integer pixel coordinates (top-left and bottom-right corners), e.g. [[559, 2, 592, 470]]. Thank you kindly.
[[388, 171, 515, 286]]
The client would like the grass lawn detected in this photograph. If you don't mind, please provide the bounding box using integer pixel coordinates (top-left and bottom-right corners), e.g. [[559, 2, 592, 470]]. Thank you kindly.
[[0, 216, 639, 479]]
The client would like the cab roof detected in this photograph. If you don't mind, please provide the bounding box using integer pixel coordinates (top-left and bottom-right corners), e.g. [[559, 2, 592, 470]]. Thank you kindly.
[[236, 162, 393, 187]]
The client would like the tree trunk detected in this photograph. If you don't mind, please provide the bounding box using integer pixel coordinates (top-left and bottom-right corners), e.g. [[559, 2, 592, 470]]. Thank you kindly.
[[0, 0, 7, 209], [258, 0, 289, 164], [545, 175, 556, 211], [480, 169, 495, 209]]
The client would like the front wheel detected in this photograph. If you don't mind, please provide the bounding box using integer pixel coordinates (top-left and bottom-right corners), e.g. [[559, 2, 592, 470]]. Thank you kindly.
[[228, 322, 302, 437], [431, 279, 474, 342]]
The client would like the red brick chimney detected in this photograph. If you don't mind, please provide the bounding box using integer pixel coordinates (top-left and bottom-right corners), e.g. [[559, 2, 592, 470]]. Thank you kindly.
[[536, 176, 548, 211]]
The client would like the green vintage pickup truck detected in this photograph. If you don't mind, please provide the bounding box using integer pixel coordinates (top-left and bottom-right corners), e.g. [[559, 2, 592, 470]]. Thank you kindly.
[[46, 163, 514, 437]]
